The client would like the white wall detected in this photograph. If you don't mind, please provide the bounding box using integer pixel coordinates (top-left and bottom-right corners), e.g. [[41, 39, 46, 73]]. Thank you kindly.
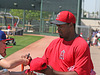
[[81, 19, 100, 30]]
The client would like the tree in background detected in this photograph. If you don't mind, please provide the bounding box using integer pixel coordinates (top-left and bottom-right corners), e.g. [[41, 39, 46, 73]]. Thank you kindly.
[[9, 9, 23, 19], [9, 9, 52, 25], [25, 10, 40, 24]]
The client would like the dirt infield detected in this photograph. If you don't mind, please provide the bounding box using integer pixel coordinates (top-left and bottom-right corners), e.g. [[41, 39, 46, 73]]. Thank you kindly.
[[6, 34, 58, 72]]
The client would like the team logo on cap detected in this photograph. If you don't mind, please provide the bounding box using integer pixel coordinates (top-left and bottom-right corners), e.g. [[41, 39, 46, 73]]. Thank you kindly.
[[56, 13, 60, 19], [59, 50, 65, 60]]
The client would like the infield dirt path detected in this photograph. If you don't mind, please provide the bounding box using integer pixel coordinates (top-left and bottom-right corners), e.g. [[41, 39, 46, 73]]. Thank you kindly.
[[6, 34, 58, 72]]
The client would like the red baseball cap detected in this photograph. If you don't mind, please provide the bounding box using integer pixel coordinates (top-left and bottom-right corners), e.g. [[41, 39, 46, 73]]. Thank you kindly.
[[25, 57, 47, 73], [51, 11, 76, 25]]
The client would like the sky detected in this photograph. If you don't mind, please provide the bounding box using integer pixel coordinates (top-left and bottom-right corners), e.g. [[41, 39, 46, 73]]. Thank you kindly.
[[83, 0, 100, 13]]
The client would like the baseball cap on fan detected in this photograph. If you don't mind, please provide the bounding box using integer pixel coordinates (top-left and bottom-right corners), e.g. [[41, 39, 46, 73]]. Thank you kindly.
[[0, 30, 6, 41], [51, 11, 76, 25], [0, 30, 13, 49]]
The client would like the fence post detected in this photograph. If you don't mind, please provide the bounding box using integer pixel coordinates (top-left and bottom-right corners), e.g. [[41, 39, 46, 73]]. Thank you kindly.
[[76, 0, 82, 34]]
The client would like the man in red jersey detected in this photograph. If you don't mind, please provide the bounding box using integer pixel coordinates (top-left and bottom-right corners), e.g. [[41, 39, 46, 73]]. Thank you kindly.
[[26, 11, 96, 75]]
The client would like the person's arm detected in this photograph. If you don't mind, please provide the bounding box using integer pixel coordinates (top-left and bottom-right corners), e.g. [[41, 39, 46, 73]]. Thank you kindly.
[[0, 58, 29, 69], [9, 71, 27, 75], [40, 66, 78, 75], [0, 69, 27, 75]]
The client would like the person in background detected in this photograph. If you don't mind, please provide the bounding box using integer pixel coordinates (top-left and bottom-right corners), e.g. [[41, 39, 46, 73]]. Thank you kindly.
[[7, 24, 11, 35], [96, 31, 100, 47], [0, 30, 31, 75], [80, 32, 83, 37], [91, 34, 98, 46], [97, 37, 100, 48], [86, 37, 92, 47], [96, 31, 100, 38], [14, 22, 17, 28]]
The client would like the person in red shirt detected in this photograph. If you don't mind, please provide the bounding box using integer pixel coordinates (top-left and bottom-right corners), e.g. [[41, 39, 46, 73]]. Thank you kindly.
[[25, 11, 96, 75], [7, 24, 11, 35], [7, 24, 11, 30], [14, 22, 17, 27]]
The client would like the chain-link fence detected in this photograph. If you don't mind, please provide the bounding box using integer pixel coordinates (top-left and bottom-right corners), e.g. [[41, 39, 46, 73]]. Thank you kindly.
[[76, 25, 92, 40]]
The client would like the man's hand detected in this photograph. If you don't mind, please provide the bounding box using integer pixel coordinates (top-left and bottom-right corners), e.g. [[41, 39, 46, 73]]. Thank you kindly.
[[43, 65, 78, 75], [21, 53, 32, 66]]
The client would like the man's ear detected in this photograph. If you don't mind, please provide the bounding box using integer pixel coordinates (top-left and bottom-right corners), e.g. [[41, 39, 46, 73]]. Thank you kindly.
[[69, 22, 73, 27]]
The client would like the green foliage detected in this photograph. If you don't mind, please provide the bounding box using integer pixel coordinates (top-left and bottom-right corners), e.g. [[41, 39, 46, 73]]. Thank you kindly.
[[6, 35, 43, 57], [25, 10, 40, 20], [96, 11, 98, 15], [92, 12, 94, 14], [9, 9, 23, 18], [9, 9, 52, 22]]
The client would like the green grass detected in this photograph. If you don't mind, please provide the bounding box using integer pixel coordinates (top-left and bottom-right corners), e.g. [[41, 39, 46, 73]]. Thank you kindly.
[[6, 35, 43, 57]]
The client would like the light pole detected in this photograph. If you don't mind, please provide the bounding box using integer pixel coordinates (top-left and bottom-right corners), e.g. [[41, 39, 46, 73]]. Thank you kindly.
[[82, 0, 84, 17], [40, 0, 43, 33], [76, 0, 82, 34], [76, 0, 82, 25], [23, 10, 25, 29]]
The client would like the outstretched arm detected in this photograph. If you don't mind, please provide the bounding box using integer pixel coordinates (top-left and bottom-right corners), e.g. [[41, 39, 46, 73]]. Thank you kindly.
[[9, 71, 27, 75], [0, 58, 29, 69], [40, 66, 78, 75]]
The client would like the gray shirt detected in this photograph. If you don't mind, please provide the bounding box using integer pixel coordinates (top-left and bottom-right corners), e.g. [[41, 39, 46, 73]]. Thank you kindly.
[[0, 54, 4, 70], [0, 54, 4, 59]]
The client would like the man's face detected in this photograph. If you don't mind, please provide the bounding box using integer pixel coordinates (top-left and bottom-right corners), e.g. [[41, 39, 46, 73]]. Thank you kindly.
[[0, 40, 6, 57], [56, 24, 70, 39]]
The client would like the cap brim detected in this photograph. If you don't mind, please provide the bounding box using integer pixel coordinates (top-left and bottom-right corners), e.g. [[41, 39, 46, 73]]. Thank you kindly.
[[50, 20, 67, 25], [6, 38, 14, 41], [2, 38, 14, 41], [5, 46, 13, 49]]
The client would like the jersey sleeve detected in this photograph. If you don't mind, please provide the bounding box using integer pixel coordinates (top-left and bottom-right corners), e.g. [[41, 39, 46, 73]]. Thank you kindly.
[[42, 39, 55, 63], [42, 38, 60, 64], [74, 42, 93, 75]]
